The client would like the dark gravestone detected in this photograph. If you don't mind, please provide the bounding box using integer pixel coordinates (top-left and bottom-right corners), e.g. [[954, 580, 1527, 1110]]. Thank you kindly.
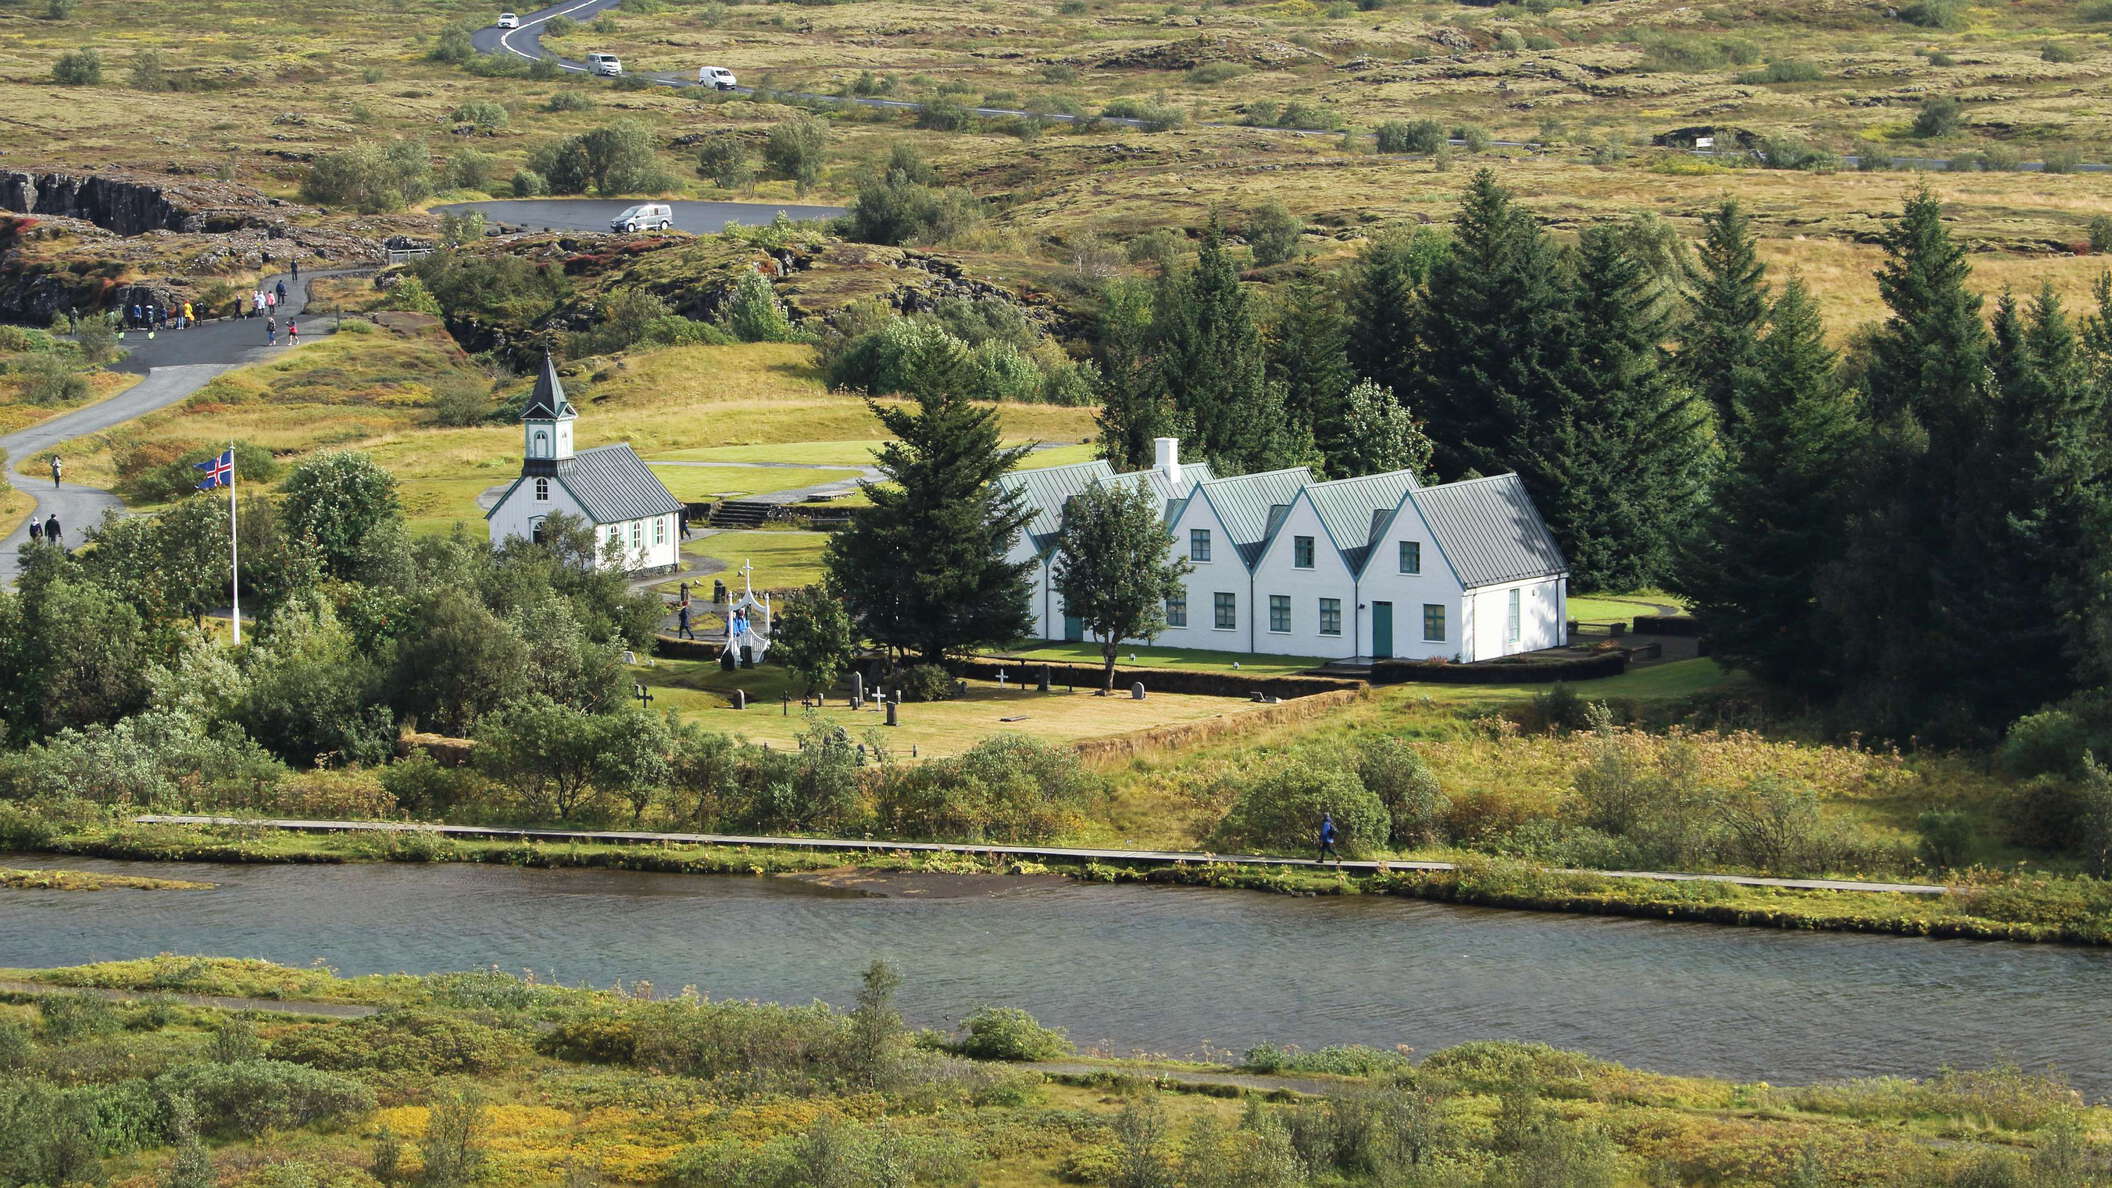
[[1131, 682, 1146, 700], [885, 700, 898, 727], [720, 648, 737, 672], [1038, 665, 1051, 692], [740, 645, 753, 668], [731, 689, 747, 710]]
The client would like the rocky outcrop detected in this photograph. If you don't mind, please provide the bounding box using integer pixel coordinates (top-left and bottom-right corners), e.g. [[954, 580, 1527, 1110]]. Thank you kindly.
[[1094, 35, 1327, 71], [0, 169, 285, 237]]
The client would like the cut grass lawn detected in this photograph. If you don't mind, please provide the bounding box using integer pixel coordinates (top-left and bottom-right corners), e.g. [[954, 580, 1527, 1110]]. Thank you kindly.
[[663, 529, 831, 591], [1568, 588, 1689, 625], [639, 657, 1272, 759], [995, 642, 1330, 676]]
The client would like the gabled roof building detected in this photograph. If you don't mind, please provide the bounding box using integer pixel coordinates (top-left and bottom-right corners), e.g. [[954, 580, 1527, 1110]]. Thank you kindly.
[[1001, 437, 1569, 662], [486, 355, 684, 574]]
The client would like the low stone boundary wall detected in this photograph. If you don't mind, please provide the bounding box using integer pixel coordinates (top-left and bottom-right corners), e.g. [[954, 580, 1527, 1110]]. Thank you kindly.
[[1371, 650, 1629, 685], [964, 658, 1360, 699]]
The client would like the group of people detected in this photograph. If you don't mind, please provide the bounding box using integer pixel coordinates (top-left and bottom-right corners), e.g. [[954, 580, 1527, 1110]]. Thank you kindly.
[[670, 599, 750, 642], [25, 513, 62, 550], [126, 301, 193, 331]]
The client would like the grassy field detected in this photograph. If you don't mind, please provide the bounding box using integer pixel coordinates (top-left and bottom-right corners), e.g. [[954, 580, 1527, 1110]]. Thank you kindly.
[[640, 657, 1270, 759], [666, 528, 831, 591], [997, 641, 1329, 676], [1, 957, 2100, 1186], [645, 462, 859, 502]]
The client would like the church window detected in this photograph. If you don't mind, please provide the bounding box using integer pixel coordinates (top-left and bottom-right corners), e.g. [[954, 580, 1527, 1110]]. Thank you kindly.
[[532, 429, 549, 457], [534, 477, 549, 501], [653, 517, 666, 546]]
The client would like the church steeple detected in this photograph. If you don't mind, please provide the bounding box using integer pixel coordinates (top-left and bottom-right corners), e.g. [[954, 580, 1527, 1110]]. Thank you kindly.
[[521, 353, 577, 475]]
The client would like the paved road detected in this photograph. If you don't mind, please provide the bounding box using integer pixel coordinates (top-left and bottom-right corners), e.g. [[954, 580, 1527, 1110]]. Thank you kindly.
[[132, 815, 1953, 896], [1, 270, 359, 585], [469, 0, 2106, 172], [433, 198, 844, 235]]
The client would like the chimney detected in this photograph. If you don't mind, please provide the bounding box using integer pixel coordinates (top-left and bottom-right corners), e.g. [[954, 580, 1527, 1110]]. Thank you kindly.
[[1154, 436, 1181, 485]]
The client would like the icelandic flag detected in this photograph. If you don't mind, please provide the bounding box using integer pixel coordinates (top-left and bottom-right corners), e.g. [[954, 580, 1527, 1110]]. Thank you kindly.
[[195, 448, 235, 491]]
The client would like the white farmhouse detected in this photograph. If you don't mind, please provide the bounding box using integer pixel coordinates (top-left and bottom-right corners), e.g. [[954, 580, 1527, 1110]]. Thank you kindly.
[[485, 355, 684, 574], [999, 438, 1569, 662]]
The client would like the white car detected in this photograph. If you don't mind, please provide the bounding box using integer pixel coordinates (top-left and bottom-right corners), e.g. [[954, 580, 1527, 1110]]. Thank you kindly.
[[610, 203, 674, 232], [587, 51, 622, 77], [495, 12, 519, 28], [698, 66, 737, 91]]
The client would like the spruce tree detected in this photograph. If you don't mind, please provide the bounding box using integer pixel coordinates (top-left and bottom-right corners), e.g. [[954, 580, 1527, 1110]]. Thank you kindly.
[[1267, 277, 1354, 470], [824, 388, 1036, 666], [1346, 229, 1438, 401], [1823, 190, 1992, 738], [1093, 278, 1175, 471], [1676, 279, 1856, 691], [1411, 170, 1571, 479], [1683, 200, 1769, 429], [1525, 225, 1706, 590], [1151, 218, 1306, 474]]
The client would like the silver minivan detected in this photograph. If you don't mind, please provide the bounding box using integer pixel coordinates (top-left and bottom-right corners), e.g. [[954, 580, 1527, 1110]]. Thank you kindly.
[[587, 52, 622, 77], [610, 203, 674, 232], [698, 66, 737, 91]]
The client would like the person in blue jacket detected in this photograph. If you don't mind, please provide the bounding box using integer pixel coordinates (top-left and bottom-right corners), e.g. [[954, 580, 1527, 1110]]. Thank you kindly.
[[1317, 812, 1340, 864]]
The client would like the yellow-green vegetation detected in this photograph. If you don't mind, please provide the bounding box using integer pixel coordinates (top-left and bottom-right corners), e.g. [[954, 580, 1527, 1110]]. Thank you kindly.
[[0, 956, 2105, 1185], [0, 866, 212, 891], [641, 660, 1272, 759], [646, 463, 859, 502], [39, 321, 1096, 536], [669, 529, 830, 591]]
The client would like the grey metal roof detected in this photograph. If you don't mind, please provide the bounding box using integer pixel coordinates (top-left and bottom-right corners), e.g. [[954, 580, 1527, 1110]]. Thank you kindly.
[[1301, 470, 1422, 574], [521, 354, 577, 421], [557, 444, 683, 523], [1410, 473, 1569, 588], [999, 457, 1216, 556], [1196, 468, 1313, 566]]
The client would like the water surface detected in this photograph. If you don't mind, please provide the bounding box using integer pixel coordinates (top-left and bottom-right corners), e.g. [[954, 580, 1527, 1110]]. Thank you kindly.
[[3, 856, 2106, 1093]]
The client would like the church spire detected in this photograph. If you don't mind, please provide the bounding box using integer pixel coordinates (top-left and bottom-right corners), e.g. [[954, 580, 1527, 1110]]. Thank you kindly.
[[521, 353, 577, 474], [521, 352, 576, 421]]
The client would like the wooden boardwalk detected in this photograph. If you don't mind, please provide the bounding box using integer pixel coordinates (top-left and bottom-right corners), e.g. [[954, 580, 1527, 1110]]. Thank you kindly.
[[130, 815, 1949, 897]]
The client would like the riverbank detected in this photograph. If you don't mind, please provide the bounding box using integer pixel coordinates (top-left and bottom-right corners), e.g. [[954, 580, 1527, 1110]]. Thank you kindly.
[[0, 956, 2101, 1186], [0, 865, 212, 891], [15, 814, 2111, 946]]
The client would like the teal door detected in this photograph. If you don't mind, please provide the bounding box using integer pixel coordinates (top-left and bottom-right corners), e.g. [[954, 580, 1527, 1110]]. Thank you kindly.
[[1371, 601, 1393, 659], [1063, 613, 1084, 642]]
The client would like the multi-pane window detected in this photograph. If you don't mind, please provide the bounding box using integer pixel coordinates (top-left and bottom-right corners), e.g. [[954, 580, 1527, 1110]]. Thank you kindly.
[[1165, 594, 1187, 627], [1190, 529, 1212, 562], [534, 477, 549, 501], [1214, 592, 1237, 629], [630, 522, 644, 550], [1507, 588, 1522, 644], [1423, 603, 1446, 642], [1269, 595, 1291, 633], [1399, 541, 1421, 574], [1293, 535, 1315, 569], [606, 526, 622, 554], [1319, 598, 1342, 636], [654, 516, 667, 546]]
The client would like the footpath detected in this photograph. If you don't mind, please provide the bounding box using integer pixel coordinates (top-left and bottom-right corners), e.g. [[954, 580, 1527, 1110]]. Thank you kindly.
[[130, 814, 1951, 896], [0, 269, 365, 586]]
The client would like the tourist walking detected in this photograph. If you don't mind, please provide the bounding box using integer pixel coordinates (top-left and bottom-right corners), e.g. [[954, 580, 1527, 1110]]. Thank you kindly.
[[287, 319, 299, 346], [1316, 812, 1340, 865], [677, 600, 695, 640], [27, 519, 40, 545], [43, 514, 61, 548], [49, 455, 61, 489], [275, 278, 287, 306], [181, 300, 193, 329], [264, 290, 276, 315], [290, 259, 300, 283], [129, 302, 142, 328], [253, 290, 265, 318], [265, 315, 277, 345]]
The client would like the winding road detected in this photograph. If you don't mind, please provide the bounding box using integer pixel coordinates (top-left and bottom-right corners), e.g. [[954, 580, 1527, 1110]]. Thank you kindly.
[[470, 0, 2106, 172], [0, 271, 350, 585]]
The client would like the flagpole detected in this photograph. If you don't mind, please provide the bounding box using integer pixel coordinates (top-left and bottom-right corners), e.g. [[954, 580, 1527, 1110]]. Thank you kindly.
[[228, 441, 240, 645]]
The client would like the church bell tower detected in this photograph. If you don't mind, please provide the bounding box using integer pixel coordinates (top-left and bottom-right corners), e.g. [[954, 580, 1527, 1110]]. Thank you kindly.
[[521, 352, 577, 477]]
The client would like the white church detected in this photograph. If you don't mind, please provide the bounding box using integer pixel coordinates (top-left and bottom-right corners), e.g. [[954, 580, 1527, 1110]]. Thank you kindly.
[[999, 438, 1570, 662], [485, 355, 685, 574]]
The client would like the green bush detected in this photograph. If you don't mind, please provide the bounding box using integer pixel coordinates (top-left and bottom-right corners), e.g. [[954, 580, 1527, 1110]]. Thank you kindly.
[[1736, 58, 1822, 84], [450, 100, 508, 131], [872, 734, 1100, 843], [1912, 96, 1961, 139], [544, 90, 595, 113], [1375, 119, 1447, 155], [952, 1006, 1071, 1061], [270, 1010, 527, 1076], [16, 353, 88, 406], [1916, 809, 1975, 870], [1240, 1042, 1413, 1077], [1354, 736, 1448, 846], [1211, 763, 1390, 858], [2089, 215, 2112, 255], [1100, 97, 1184, 132], [39, 993, 120, 1042], [1899, 0, 1963, 27], [2041, 41, 2080, 64], [153, 1059, 375, 1138], [0, 1020, 31, 1072], [51, 48, 101, 85], [1186, 61, 1250, 84], [893, 663, 957, 703]]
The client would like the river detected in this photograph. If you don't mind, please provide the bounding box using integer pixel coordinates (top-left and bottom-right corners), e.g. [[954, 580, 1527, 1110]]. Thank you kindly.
[[3, 855, 2107, 1093]]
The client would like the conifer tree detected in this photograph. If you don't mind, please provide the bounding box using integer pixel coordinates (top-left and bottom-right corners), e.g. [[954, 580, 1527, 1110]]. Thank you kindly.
[[1525, 225, 1705, 589], [1677, 279, 1857, 691], [1346, 229, 1441, 401], [1093, 278, 1175, 471], [1411, 171, 1571, 479], [1150, 218, 1306, 474], [1823, 190, 1993, 737], [1683, 200, 1769, 429], [824, 389, 1036, 666], [1267, 277, 1354, 465]]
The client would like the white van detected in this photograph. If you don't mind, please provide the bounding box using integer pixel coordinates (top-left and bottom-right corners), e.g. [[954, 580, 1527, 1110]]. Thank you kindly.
[[587, 52, 622, 77], [496, 12, 519, 29], [610, 203, 674, 232], [698, 66, 737, 91]]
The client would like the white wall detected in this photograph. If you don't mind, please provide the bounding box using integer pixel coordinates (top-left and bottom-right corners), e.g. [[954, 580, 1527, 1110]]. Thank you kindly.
[[593, 513, 681, 573], [488, 478, 585, 552], [1360, 494, 1466, 661], [1149, 494, 1246, 651], [1463, 576, 1566, 661], [1247, 495, 1358, 660], [492, 485, 680, 573]]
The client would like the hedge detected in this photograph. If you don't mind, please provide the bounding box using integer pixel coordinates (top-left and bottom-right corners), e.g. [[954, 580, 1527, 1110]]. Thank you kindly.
[[961, 659, 1360, 700], [1630, 615, 1704, 637], [1369, 651, 1628, 685]]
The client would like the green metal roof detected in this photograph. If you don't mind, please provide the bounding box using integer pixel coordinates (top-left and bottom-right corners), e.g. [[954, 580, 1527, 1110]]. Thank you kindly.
[[1194, 468, 1313, 566], [1301, 470, 1423, 575]]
